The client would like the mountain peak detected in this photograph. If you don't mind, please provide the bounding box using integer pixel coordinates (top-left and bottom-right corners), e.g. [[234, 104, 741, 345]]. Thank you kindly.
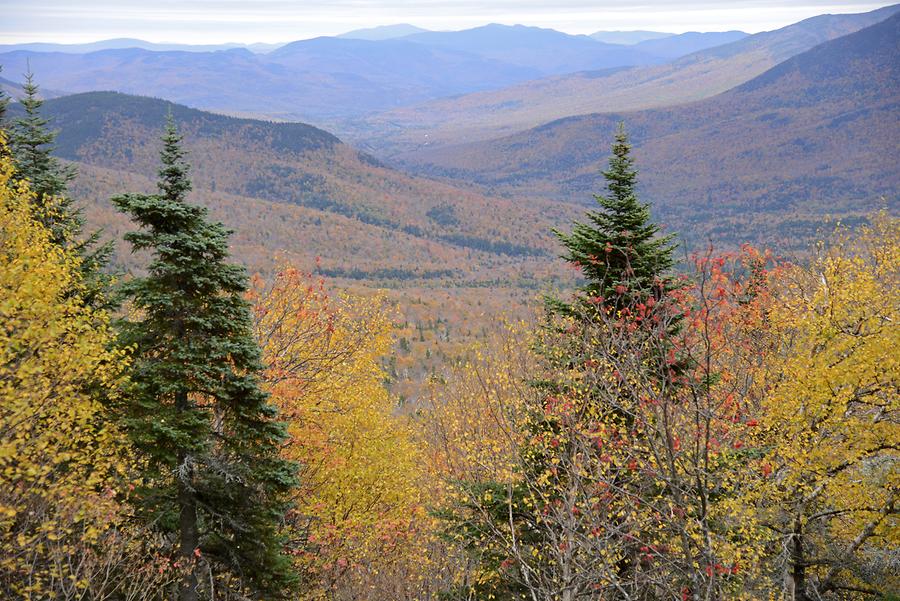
[[338, 23, 429, 41]]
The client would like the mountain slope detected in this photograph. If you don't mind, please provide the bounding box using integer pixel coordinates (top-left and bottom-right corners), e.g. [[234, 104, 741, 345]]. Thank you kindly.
[[351, 4, 899, 154], [8, 91, 577, 283], [632, 31, 748, 58], [401, 14, 900, 250]]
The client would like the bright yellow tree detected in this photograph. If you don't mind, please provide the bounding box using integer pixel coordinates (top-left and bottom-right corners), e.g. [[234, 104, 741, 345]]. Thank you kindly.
[[752, 212, 899, 598], [249, 267, 439, 600], [0, 142, 174, 598]]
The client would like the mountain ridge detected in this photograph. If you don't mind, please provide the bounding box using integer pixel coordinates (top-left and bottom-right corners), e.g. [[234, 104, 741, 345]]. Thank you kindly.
[[398, 13, 900, 250], [7, 91, 580, 285], [349, 4, 900, 155]]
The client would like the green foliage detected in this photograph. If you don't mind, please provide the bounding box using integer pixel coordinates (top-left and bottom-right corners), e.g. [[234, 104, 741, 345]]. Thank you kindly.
[[9, 71, 76, 237], [0, 67, 8, 127], [553, 124, 676, 308], [8, 72, 114, 306], [113, 115, 298, 599]]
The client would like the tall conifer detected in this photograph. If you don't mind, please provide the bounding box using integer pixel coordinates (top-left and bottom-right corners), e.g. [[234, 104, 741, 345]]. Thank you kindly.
[[0, 67, 9, 128], [554, 124, 676, 308], [113, 115, 297, 600], [10, 71, 77, 239], [9, 71, 112, 303]]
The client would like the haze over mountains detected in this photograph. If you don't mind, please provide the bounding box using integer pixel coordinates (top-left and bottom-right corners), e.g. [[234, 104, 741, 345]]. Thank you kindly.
[[353, 4, 900, 154], [403, 13, 900, 250], [0, 22, 763, 124]]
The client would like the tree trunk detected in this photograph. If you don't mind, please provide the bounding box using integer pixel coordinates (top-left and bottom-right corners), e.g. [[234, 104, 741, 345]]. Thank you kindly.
[[178, 476, 199, 601], [789, 515, 808, 601], [177, 389, 199, 601]]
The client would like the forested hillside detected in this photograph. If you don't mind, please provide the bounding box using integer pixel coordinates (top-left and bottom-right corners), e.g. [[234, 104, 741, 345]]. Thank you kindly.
[[9, 91, 576, 284], [402, 13, 900, 250]]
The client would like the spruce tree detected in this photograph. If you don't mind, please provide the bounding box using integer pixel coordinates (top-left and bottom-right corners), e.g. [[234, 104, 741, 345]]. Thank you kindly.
[[10, 71, 77, 239], [113, 115, 298, 600], [9, 71, 113, 304], [0, 67, 9, 128], [554, 124, 676, 308]]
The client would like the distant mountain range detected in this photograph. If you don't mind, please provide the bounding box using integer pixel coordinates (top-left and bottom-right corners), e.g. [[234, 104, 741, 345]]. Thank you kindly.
[[0, 38, 282, 54], [398, 24, 660, 75], [350, 4, 899, 154], [589, 31, 674, 45], [2, 7, 896, 262], [400, 13, 900, 251], [0, 22, 762, 124]]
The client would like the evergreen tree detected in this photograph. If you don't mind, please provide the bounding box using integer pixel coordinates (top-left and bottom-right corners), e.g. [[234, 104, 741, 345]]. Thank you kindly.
[[9, 71, 113, 304], [113, 115, 298, 601], [553, 124, 676, 308], [0, 67, 9, 128], [10, 71, 77, 238]]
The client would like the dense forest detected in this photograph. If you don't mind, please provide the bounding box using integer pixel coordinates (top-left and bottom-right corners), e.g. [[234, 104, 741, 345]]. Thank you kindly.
[[0, 70, 897, 601]]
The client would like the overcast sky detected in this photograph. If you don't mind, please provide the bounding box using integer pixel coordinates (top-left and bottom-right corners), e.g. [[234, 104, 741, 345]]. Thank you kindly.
[[0, 1, 893, 44]]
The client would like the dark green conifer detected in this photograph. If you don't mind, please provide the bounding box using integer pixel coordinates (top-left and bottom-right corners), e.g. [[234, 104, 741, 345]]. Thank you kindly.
[[10, 71, 77, 237], [554, 124, 676, 308], [113, 115, 298, 601], [9, 71, 113, 303], [0, 67, 9, 127]]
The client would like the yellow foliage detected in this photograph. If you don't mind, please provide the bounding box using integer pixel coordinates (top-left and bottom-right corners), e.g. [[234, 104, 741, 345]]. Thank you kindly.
[[0, 144, 138, 596], [755, 212, 899, 595], [250, 267, 437, 599]]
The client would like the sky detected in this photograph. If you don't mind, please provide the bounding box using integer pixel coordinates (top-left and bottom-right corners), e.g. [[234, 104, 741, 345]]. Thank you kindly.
[[0, 0, 894, 45]]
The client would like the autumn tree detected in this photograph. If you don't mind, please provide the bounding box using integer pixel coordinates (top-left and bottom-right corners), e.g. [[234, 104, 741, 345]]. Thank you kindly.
[[113, 116, 297, 600], [249, 266, 444, 601], [748, 213, 899, 599], [422, 320, 541, 600], [0, 138, 176, 599]]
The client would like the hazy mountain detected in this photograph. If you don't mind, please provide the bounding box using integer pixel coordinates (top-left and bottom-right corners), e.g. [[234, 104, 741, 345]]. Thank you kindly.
[[7, 91, 576, 284], [590, 31, 673, 45], [400, 24, 661, 75], [338, 24, 430, 40], [350, 4, 900, 154], [0, 41, 539, 122], [633, 30, 748, 58], [0, 38, 282, 54], [401, 13, 900, 251], [264, 36, 539, 93]]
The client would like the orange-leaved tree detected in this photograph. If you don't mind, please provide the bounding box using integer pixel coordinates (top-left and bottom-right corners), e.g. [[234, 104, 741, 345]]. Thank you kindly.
[[249, 266, 443, 600]]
